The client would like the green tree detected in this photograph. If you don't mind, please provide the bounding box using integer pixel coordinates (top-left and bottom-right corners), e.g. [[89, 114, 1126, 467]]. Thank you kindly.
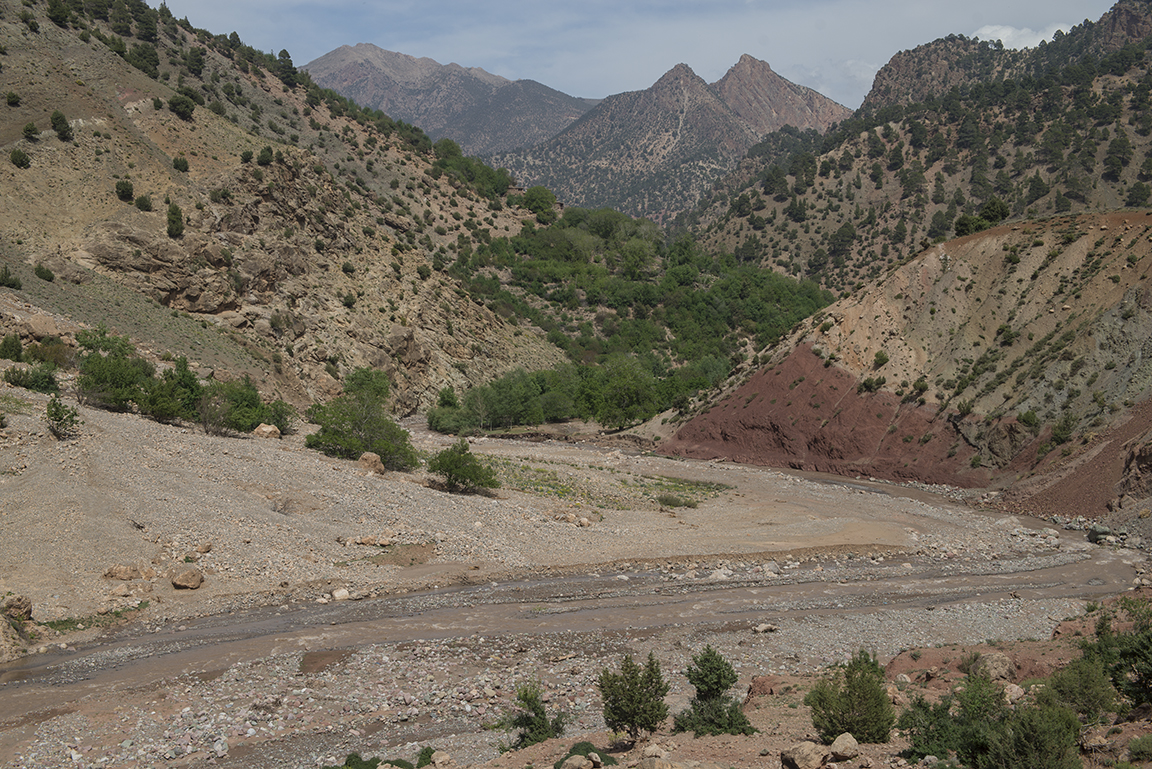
[[168, 95, 195, 121], [172, 156, 189, 172], [10, 148, 30, 169], [46, 0, 70, 27], [256, 146, 274, 166], [166, 202, 184, 238], [598, 652, 669, 743], [672, 646, 755, 737], [427, 438, 498, 491], [522, 186, 557, 224], [595, 353, 656, 431], [50, 110, 73, 141], [22, 122, 37, 140], [305, 369, 418, 470], [804, 649, 895, 744], [0, 334, 22, 362], [115, 180, 134, 201]]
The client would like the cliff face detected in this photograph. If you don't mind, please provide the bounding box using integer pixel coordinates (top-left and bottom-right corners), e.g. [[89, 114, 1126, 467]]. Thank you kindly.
[[303, 44, 597, 155], [494, 56, 849, 222]]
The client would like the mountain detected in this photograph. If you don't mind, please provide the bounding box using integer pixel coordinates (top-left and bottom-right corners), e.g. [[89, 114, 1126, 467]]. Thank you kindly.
[[860, 0, 1152, 112], [493, 57, 851, 222], [302, 44, 598, 155]]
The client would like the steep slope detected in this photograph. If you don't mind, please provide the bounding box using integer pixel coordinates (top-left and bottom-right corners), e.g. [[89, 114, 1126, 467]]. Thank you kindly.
[[0, 0, 564, 412], [494, 58, 850, 222], [665, 210, 1152, 509], [302, 44, 597, 155]]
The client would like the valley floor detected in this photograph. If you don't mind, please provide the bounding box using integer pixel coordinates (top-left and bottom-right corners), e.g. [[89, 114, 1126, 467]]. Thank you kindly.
[[0, 386, 1145, 767]]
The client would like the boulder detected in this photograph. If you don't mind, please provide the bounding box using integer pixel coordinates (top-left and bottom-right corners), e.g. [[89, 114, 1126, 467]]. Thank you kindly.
[[642, 745, 669, 759], [1, 594, 32, 621], [746, 675, 784, 697], [172, 568, 203, 590], [635, 760, 674, 769], [252, 423, 281, 439], [430, 751, 453, 768], [560, 756, 593, 769], [830, 732, 859, 761], [0, 618, 27, 664], [781, 741, 828, 769], [971, 651, 1013, 681], [358, 452, 386, 474], [103, 564, 139, 581], [332, 588, 350, 601]]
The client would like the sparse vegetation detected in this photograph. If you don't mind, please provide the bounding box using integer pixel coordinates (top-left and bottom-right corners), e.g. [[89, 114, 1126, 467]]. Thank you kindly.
[[805, 649, 895, 744], [493, 680, 567, 752], [427, 439, 499, 492], [597, 652, 669, 743], [672, 645, 756, 737]]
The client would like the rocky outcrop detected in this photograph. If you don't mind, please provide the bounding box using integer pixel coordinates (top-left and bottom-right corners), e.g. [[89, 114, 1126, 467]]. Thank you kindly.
[[712, 54, 850, 136]]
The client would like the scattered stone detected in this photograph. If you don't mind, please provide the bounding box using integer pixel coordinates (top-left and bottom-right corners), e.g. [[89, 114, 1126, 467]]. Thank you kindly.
[[172, 568, 204, 590], [103, 564, 139, 581], [642, 745, 668, 759], [196, 542, 213, 554], [971, 651, 1013, 681], [1004, 682, 1026, 704], [753, 623, 779, 634]]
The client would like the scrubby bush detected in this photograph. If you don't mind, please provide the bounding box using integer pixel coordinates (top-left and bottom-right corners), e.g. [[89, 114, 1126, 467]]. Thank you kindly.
[[552, 743, 617, 769], [22, 123, 38, 141], [0, 333, 22, 362], [805, 649, 895, 744], [10, 148, 30, 168], [198, 376, 293, 435], [136, 357, 201, 424], [44, 394, 80, 438], [240, 150, 253, 164], [305, 368, 417, 470], [1130, 734, 1152, 761], [673, 645, 755, 737], [598, 652, 669, 743], [26, 337, 73, 368], [33, 264, 54, 282], [172, 156, 188, 172], [1040, 655, 1116, 725], [256, 146, 273, 166], [168, 95, 195, 120], [0, 266, 21, 289], [77, 350, 153, 410], [134, 194, 152, 211], [4, 363, 59, 393], [427, 438, 498, 491], [115, 180, 134, 201], [494, 680, 567, 751]]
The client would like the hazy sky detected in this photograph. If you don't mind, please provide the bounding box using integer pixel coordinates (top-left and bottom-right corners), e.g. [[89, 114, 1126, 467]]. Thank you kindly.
[[161, 0, 1117, 108]]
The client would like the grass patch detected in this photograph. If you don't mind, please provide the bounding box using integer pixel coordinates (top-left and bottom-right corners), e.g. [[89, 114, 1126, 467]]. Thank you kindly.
[[0, 392, 33, 415], [41, 601, 149, 633]]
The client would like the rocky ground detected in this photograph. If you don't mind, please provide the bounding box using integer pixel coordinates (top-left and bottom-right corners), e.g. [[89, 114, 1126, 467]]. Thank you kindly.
[[0, 383, 1149, 768]]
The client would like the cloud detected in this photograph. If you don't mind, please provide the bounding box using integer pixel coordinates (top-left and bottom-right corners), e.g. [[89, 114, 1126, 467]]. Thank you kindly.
[[972, 23, 1072, 50]]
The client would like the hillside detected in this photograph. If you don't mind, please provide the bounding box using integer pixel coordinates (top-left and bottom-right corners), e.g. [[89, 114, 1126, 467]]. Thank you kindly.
[[302, 44, 599, 155], [665, 209, 1152, 513], [492, 57, 851, 223], [0, 0, 569, 412], [678, 27, 1152, 296]]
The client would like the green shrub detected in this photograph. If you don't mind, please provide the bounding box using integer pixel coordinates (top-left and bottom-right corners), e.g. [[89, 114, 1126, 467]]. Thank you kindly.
[[115, 180, 134, 201], [874, 350, 889, 368], [427, 438, 498, 491], [1039, 655, 1115, 725], [4, 363, 59, 394], [172, 156, 188, 172], [240, 150, 253, 164], [50, 110, 73, 141], [44, 394, 80, 438], [134, 194, 152, 212], [805, 649, 895, 744], [10, 148, 30, 168], [168, 95, 195, 120], [77, 352, 153, 411], [1130, 734, 1152, 761], [136, 357, 201, 424], [0, 266, 21, 289], [22, 122, 38, 141], [0, 333, 22, 362], [982, 701, 1081, 769], [20, 338, 68, 366], [305, 368, 417, 470], [167, 202, 184, 238], [33, 264, 54, 282], [198, 377, 292, 435], [598, 652, 669, 743], [6, 91, 19, 106], [256, 146, 273, 166], [552, 743, 617, 769], [494, 680, 567, 752]]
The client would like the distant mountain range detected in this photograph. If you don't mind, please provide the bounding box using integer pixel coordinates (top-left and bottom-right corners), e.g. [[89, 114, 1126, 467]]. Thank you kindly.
[[305, 48, 851, 222], [301, 44, 599, 155]]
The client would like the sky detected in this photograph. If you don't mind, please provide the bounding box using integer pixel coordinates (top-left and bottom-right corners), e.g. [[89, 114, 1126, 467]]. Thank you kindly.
[[160, 0, 1118, 109]]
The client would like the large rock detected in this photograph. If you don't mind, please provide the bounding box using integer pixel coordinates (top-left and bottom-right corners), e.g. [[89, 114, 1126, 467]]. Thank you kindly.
[[172, 568, 204, 590], [358, 452, 386, 474], [830, 732, 859, 761], [0, 618, 26, 663], [1, 594, 32, 621], [252, 423, 281, 439], [560, 756, 593, 769], [971, 651, 1014, 681], [781, 741, 828, 769]]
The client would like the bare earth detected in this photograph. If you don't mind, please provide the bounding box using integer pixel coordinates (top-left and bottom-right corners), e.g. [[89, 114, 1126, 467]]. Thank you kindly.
[[0, 386, 1147, 768]]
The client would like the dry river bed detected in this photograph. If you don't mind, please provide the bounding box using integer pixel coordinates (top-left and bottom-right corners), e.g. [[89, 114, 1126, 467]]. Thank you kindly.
[[0, 395, 1146, 767]]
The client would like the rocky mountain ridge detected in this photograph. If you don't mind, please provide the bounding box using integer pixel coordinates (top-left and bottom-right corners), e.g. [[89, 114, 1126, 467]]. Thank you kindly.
[[302, 44, 599, 155], [492, 56, 851, 222]]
